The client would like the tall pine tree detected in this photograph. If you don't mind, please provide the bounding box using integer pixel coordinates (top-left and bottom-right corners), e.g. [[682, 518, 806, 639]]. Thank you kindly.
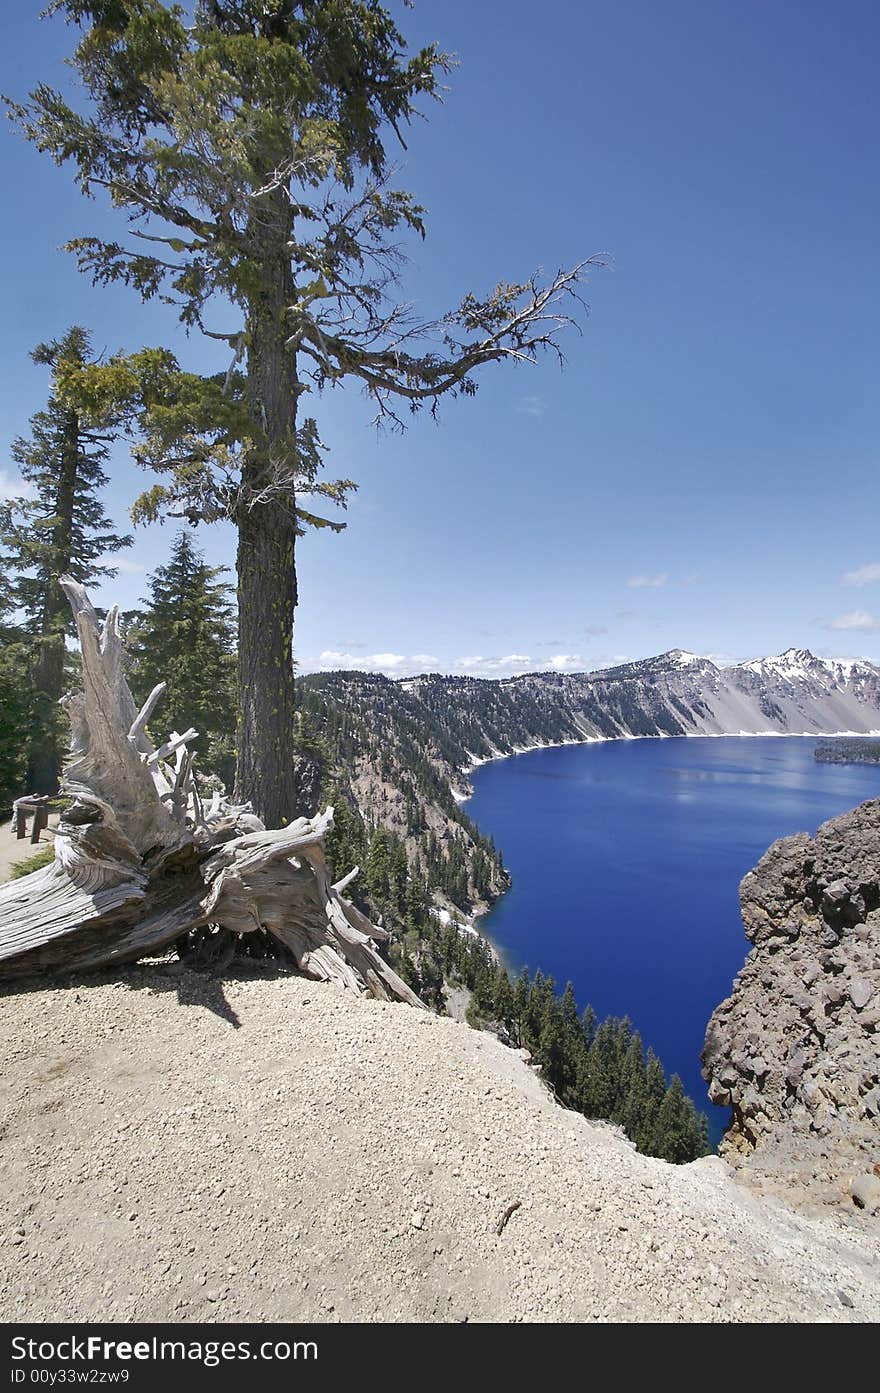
[[10, 0, 595, 826], [127, 531, 237, 786], [1, 328, 131, 792], [0, 559, 30, 807]]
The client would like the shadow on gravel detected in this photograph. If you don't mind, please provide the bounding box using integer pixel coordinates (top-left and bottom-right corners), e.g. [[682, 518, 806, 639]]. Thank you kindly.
[[128, 966, 245, 1028], [0, 959, 301, 1030]]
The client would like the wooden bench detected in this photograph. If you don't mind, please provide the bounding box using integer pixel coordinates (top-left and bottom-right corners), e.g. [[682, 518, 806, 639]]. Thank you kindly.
[[11, 796, 51, 845]]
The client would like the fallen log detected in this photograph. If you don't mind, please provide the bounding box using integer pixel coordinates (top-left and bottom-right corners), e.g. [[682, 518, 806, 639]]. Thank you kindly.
[[0, 577, 423, 1006]]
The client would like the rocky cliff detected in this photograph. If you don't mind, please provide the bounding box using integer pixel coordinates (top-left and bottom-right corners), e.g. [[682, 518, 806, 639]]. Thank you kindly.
[[703, 800, 880, 1219]]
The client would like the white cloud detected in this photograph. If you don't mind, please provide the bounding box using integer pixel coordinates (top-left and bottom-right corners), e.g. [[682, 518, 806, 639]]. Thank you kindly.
[[316, 649, 439, 676], [112, 557, 147, 575], [627, 573, 668, 589], [456, 654, 534, 677], [452, 650, 591, 677], [842, 562, 880, 588], [0, 471, 34, 501], [516, 395, 544, 417], [546, 653, 585, 671], [583, 624, 608, 636], [825, 610, 880, 632]]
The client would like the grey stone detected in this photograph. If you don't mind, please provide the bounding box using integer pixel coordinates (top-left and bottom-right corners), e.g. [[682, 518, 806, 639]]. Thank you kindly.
[[851, 1174, 880, 1213], [849, 979, 872, 1011], [821, 879, 851, 911], [821, 983, 844, 1007], [784, 1051, 807, 1087]]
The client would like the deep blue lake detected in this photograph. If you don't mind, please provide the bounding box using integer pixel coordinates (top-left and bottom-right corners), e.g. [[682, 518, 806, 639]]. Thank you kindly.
[[466, 737, 880, 1143]]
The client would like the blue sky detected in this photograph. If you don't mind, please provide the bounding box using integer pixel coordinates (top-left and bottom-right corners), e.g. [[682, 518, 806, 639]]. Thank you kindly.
[[1, 0, 879, 678]]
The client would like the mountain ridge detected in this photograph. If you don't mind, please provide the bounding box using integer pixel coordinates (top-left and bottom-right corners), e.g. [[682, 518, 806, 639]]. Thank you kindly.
[[344, 645, 880, 685]]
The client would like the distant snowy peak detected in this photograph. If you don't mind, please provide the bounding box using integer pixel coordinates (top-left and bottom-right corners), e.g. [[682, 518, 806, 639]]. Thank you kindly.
[[746, 649, 824, 676], [736, 648, 880, 687], [740, 648, 821, 679], [596, 649, 719, 682], [664, 649, 712, 669], [648, 649, 719, 676]]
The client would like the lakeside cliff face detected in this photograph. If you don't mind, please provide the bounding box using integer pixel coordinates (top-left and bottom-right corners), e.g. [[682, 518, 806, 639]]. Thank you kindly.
[[703, 800, 880, 1218], [295, 646, 880, 924], [304, 646, 880, 789]]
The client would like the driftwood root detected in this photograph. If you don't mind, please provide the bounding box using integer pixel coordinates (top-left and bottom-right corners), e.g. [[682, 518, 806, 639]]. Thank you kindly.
[[0, 577, 422, 1007]]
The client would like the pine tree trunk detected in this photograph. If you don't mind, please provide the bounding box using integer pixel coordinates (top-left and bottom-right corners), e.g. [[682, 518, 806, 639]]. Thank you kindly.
[[27, 408, 78, 794], [236, 509, 298, 827], [235, 190, 299, 827]]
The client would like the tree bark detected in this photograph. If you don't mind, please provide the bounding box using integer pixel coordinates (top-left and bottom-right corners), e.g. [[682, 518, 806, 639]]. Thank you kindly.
[[235, 187, 299, 828]]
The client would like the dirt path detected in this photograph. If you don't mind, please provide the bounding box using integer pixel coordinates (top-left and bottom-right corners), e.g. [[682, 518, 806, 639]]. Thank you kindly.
[[0, 965, 877, 1323]]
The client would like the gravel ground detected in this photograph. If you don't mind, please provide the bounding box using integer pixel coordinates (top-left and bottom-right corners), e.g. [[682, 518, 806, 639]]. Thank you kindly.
[[1, 964, 878, 1324]]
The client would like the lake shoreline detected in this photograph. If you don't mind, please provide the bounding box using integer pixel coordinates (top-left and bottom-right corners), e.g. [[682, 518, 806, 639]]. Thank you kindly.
[[455, 726, 880, 804]]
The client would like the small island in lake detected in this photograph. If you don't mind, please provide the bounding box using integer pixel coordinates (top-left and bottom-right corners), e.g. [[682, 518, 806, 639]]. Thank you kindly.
[[814, 737, 880, 765]]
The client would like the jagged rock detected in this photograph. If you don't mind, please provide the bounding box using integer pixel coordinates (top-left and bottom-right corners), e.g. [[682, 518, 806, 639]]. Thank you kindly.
[[703, 800, 880, 1217]]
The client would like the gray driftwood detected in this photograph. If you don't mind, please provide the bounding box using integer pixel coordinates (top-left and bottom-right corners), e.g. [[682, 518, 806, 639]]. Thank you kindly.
[[0, 577, 422, 1006]]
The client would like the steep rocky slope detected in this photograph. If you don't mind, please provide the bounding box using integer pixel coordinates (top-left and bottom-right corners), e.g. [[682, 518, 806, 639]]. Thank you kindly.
[[703, 800, 880, 1217], [296, 675, 509, 919], [1, 966, 878, 1323]]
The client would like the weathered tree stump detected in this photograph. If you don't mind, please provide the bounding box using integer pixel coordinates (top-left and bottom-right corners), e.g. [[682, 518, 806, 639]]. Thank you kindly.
[[0, 577, 422, 1006]]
